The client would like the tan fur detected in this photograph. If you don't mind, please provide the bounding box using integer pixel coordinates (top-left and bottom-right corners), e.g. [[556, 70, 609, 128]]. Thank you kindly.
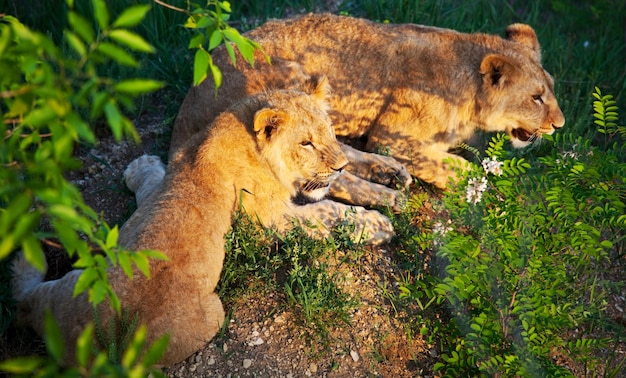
[[171, 13, 565, 189], [11, 77, 394, 367]]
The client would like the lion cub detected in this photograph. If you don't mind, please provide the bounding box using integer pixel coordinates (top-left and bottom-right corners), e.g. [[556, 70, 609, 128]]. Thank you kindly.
[[11, 77, 393, 367], [171, 13, 565, 189]]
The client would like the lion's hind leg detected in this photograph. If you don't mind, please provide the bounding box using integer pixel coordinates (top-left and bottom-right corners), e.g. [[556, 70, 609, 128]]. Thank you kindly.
[[124, 155, 166, 208]]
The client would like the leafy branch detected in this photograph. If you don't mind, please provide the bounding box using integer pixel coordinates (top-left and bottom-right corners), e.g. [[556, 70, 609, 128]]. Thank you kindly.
[[154, 0, 267, 88]]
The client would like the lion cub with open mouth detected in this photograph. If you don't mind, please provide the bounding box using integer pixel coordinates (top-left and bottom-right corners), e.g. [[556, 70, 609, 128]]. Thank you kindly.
[[11, 76, 393, 367]]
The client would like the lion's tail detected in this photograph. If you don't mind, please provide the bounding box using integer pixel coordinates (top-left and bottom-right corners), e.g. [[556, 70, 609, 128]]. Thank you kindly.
[[10, 252, 46, 302], [124, 155, 166, 208]]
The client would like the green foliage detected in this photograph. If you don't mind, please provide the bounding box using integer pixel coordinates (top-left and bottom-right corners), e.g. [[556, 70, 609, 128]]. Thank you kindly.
[[220, 210, 360, 353], [0, 0, 165, 312], [155, 0, 266, 89], [0, 311, 167, 377], [402, 91, 626, 376], [1, 0, 169, 373], [593, 86, 626, 145]]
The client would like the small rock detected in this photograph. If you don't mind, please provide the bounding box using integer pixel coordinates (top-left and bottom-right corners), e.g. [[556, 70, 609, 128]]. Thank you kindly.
[[252, 337, 264, 346], [350, 350, 360, 362], [243, 359, 252, 369], [274, 315, 285, 323], [207, 356, 216, 365], [222, 343, 228, 353], [309, 363, 318, 373]]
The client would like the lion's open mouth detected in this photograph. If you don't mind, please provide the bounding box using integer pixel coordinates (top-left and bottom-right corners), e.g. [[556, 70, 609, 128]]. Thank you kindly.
[[511, 128, 534, 142]]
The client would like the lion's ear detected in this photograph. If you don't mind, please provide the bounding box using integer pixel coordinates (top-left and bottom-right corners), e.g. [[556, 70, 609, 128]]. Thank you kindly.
[[253, 108, 290, 142], [301, 75, 331, 104], [480, 54, 517, 88], [505, 23, 541, 61]]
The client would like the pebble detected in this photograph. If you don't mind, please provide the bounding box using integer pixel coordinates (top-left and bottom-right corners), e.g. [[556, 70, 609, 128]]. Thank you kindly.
[[243, 359, 252, 369], [250, 337, 264, 346], [350, 350, 360, 362], [274, 315, 285, 323], [309, 363, 318, 373]]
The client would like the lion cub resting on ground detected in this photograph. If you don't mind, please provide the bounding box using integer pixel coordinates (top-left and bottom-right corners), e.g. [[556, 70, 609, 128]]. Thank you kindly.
[[172, 13, 565, 190], [11, 77, 393, 367]]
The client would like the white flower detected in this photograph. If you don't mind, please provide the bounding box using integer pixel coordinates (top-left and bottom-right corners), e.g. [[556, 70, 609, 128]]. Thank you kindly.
[[465, 176, 488, 204], [562, 150, 579, 160], [432, 219, 453, 246], [432, 219, 453, 236], [481, 156, 503, 176]]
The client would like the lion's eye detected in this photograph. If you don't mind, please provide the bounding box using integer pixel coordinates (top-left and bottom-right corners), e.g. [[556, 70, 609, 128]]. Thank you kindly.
[[532, 95, 544, 104], [300, 141, 313, 147]]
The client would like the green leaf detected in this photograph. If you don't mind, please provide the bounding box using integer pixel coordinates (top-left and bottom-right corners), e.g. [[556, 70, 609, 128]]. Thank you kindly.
[[208, 30, 223, 50], [74, 268, 98, 297], [68, 11, 94, 43], [224, 41, 236, 65], [219, 1, 232, 13], [118, 251, 133, 278], [23, 105, 58, 127], [48, 204, 80, 223], [600, 240, 613, 249], [0, 356, 43, 374], [114, 79, 164, 95], [209, 60, 222, 89], [64, 30, 86, 56], [65, 112, 95, 144], [106, 225, 119, 249], [104, 100, 123, 140], [112, 4, 151, 28], [142, 334, 169, 366], [92, 0, 109, 30], [22, 236, 46, 272], [193, 48, 210, 86], [223, 28, 254, 63], [122, 325, 147, 368], [195, 16, 216, 29], [44, 311, 65, 362], [109, 29, 154, 53], [132, 253, 151, 278], [97, 42, 138, 67], [90, 279, 109, 306], [76, 323, 94, 367], [188, 33, 205, 49]]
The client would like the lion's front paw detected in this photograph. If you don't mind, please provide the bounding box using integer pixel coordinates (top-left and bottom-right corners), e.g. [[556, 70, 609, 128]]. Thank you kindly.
[[369, 154, 413, 189], [352, 208, 395, 245], [124, 155, 166, 208]]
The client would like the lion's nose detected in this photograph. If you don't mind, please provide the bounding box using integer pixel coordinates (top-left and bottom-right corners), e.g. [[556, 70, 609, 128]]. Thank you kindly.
[[552, 110, 565, 129], [333, 161, 348, 172], [332, 154, 349, 172]]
